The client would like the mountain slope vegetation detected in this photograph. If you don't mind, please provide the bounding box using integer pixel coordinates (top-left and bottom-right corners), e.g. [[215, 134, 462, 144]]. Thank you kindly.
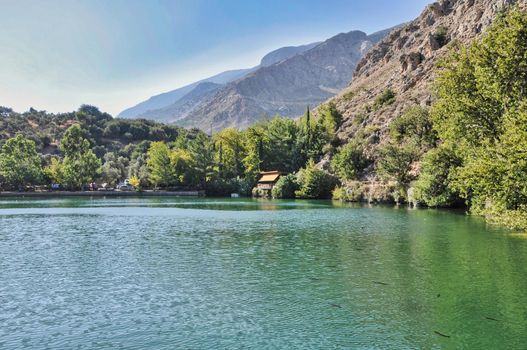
[[325, 0, 527, 229]]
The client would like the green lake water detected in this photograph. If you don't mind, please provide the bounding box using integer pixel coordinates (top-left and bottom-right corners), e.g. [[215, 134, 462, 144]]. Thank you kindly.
[[0, 197, 526, 349]]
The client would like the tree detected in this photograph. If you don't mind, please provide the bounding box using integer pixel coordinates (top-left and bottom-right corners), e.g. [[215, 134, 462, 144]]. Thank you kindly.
[[272, 174, 299, 199], [243, 125, 267, 179], [295, 160, 338, 199], [389, 106, 435, 146], [431, 7, 527, 147], [60, 124, 90, 156], [318, 102, 343, 148], [128, 153, 150, 187], [213, 128, 245, 179], [129, 175, 141, 189], [45, 157, 64, 184], [266, 117, 299, 172], [171, 148, 194, 186], [61, 125, 101, 189], [0, 134, 43, 189], [0, 106, 13, 117], [331, 140, 370, 181], [413, 145, 463, 207], [147, 141, 173, 188], [296, 106, 327, 164], [376, 141, 419, 185], [101, 152, 128, 185], [187, 131, 214, 187]]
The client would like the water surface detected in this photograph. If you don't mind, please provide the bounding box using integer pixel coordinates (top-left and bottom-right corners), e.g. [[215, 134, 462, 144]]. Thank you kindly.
[[1, 197, 526, 349]]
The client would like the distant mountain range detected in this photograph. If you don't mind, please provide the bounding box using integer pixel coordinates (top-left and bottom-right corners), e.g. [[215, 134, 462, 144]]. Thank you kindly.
[[118, 28, 393, 131]]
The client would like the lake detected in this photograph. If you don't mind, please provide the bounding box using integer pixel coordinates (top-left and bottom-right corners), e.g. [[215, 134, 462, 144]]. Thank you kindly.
[[0, 197, 526, 349]]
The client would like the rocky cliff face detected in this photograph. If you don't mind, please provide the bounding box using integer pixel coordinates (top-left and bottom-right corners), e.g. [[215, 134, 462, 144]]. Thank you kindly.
[[328, 0, 526, 153], [178, 29, 392, 131]]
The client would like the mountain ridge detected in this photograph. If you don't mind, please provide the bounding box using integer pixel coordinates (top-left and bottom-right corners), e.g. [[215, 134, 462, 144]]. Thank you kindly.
[[176, 28, 393, 131], [118, 42, 321, 120]]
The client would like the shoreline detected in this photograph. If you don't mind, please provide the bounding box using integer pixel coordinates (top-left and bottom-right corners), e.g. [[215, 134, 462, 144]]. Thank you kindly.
[[0, 190, 206, 198]]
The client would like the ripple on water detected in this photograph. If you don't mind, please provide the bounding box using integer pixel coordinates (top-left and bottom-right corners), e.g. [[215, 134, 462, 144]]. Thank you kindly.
[[0, 198, 526, 349]]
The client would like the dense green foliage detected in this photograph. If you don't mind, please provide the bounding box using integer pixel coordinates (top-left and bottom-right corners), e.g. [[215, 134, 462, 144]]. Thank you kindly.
[[295, 160, 338, 199], [376, 142, 419, 185], [0, 103, 340, 198], [0, 135, 42, 189], [330, 140, 370, 181], [147, 141, 174, 188], [417, 7, 527, 228], [389, 106, 435, 146], [60, 125, 101, 189], [376, 107, 435, 187], [271, 174, 299, 199], [413, 145, 463, 207]]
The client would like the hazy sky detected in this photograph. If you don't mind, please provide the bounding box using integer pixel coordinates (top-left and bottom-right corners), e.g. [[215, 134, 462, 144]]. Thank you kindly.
[[0, 0, 431, 116]]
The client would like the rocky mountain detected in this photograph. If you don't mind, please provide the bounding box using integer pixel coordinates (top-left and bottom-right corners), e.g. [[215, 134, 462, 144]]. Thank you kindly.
[[118, 42, 320, 120], [326, 0, 527, 155], [177, 29, 392, 131], [136, 82, 223, 124]]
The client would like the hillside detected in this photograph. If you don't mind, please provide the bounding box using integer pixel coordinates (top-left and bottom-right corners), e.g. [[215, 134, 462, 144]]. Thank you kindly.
[[118, 42, 319, 121], [328, 0, 526, 158], [117, 68, 255, 119], [179, 29, 393, 131], [137, 82, 223, 124]]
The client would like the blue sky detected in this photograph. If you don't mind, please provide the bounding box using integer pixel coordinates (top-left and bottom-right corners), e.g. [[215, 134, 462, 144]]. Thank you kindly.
[[0, 0, 431, 115]]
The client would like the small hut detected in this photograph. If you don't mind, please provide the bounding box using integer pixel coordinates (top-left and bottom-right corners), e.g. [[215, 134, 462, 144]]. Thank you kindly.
[[256, 171, 283, 192]]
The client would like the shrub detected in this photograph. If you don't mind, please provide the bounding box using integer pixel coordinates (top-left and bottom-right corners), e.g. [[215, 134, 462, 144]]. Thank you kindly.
[[332, 186, 346, 200], [373, 89, 396, 110], [433, 25, 449, 47], [389, 107, 436, 146], [343, 90, 355, 101], [206, 178, 240, 197], [238, 176, 257, 197], [332, 182, 366, 202], [272, 174, 299, 199], [252, 187, 269, 198]]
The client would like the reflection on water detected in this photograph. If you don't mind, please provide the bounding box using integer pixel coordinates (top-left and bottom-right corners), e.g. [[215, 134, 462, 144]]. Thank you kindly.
[[0, 197, 526, 349]]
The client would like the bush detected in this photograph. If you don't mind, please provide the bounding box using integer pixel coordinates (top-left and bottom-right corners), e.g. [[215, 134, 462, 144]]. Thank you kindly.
[[238, 176, 257, 197], [295, 160, 338, 199], [272, 174, 299, 199], [389, 107, 436, 146], [373, 89, 396, 110], [332, 186, 347, 200], [252, 187, 269, 198], [206, 178, 240, 197], [413, 145, 463, 207], [433, 25, 449, 47], [331, 141, 370, 181]]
